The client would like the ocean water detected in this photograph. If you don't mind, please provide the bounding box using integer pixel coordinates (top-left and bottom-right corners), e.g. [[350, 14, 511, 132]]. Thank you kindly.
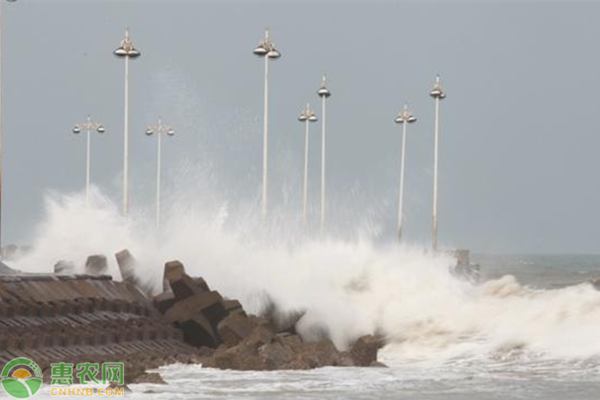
[[11, 192, 600, 400], [125, 255, 600, 400], [475, 254, 600, 289], [26, 250, 600, 399]]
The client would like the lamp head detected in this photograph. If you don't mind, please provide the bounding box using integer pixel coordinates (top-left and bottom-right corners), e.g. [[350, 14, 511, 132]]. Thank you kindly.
[[267, 49, 281, 59], [72, 126, 81, 134], [96, 126, 105, 133], [254, 29, 281, 59], [114, 28, 141, 58], [253, 44, 268, 57], [317, 74, 331, 98], [429, 75, 446, 99], [402, 103, 417, 123], [317, 86, 331, 98], [127, 48, 141, 58]]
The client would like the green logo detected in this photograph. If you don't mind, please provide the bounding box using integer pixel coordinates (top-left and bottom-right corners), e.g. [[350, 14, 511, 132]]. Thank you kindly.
[[1, 358, 43, 398]]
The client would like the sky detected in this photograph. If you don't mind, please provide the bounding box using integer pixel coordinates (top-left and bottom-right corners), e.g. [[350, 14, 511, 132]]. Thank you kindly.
[[2, 1, 600, 254]]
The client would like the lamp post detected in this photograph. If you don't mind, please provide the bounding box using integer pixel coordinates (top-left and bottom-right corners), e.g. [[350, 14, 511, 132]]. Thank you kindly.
[[145, 118, 174, 230], [317, 74, 331, 232], [430, 75, 446, 251], [72, 116, 105, 205], [394, 103, 416, 244], [298, 103, 318, 229], [0, 0, 17, 249], [113, 27, 141, 216], [253, 28, 281, 223]]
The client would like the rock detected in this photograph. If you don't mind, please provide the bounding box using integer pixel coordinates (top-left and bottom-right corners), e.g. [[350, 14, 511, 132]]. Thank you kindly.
[[260, 296, 305, 334], [164, 260, 186, 282], [115, 249, 143, 287], [1, 266, 386, 374], [274, 334, 304, 354], [133, 372, 166, 385], [242, 325, 275, 350], [300, 339, 340, 367], [174, 354, 191, 364], [349, 335, 381, 367], [153, 291, 175, 314], [222, 299, 243, 314], [164, 291, 227, 329], [54, 260, 75, 274], [161, 289, 233, 348], [369, 361, 388, 368], [282, 357, 312, 370], [337, 351, 355, 367], [248, 315, 276, 333], [193, 277, 210, 292], [123, 360, 146, 384], [272, 310, 305, 334], [85, 255, 108, 276], [591, 279, 600, 290], [164, 261, 208, 301], [217, 313, 257, 347], [197, 346, 216, 358], [178, 314, 220, 348], [204, 343, 267, 371], [170, 275, 204, 300], [258, 342, 295, 369]]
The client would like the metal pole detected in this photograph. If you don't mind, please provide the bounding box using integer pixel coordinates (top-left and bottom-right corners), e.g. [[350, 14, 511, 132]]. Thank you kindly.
[[398, 121, 407, 244], [123, 55, 130, 215], [85, 116, 91, 205], [303, 118, 309, 229], [146, 118, 172, 229], [114, 28, 139, 214], [156, 119, 162, 229], [320, 95, 326, 232], [261, 52, 269, 222], [432, 97, 440, 251]]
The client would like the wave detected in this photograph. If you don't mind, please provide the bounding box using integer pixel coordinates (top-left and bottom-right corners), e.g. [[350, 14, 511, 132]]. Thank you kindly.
[[12, 187, 600, 365]]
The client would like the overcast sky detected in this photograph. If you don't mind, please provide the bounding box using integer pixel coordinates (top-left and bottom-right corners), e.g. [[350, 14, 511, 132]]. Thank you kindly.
[[3, 1, 600, 254]]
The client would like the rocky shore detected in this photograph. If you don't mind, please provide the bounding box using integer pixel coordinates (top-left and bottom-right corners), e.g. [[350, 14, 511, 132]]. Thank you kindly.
[[154, 260, 385, 371], [0, 250, 386, 387]]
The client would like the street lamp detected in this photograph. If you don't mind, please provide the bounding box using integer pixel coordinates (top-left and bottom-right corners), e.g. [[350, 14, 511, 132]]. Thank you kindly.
[[0, 0, 18, 249], [253, 28, 281, 223], [394, 103, 416, 244], [298, 103, 318, 229], [113, 27, 141, 216], [430, 75, 446, 251], [72, 116, 105, 205], [145, 118, 174, 230], [317, 74, 331, 232]]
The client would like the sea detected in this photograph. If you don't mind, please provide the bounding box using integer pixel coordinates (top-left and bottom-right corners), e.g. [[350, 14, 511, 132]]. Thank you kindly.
[[27, 253, 600, 400]]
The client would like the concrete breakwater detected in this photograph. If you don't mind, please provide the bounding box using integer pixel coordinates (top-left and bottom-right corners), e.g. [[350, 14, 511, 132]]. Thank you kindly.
[[0, 251, 384, 385], [0, 272, 202, 385]]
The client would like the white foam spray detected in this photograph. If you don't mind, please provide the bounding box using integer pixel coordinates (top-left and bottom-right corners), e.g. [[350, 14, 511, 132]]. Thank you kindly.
[[12, 181, 600, 366]]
